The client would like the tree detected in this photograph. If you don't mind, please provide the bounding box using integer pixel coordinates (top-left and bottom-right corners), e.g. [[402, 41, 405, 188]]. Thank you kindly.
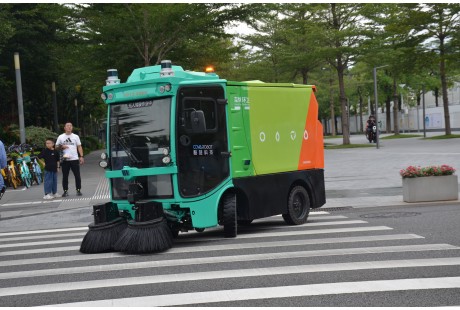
[[317, 4, 368, 145], [413, 4, 460, 135]]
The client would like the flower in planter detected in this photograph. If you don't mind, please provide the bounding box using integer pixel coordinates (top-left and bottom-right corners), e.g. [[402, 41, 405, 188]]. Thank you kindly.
[[400, 165, 456, 178]]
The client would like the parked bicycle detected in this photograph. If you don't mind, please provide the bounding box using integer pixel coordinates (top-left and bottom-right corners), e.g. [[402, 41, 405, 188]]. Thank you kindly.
[[30, 154, 43, 185], [3, 157, 22, 189], [8, 144, 33, 188]]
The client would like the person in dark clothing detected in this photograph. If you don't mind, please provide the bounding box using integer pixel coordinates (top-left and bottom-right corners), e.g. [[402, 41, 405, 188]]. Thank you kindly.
[[365, 115, 376, 136], [38, 138, 61, 199]]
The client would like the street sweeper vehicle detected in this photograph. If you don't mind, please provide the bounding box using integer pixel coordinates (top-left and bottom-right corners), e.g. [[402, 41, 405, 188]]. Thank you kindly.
[[80, 61, 326, 254]]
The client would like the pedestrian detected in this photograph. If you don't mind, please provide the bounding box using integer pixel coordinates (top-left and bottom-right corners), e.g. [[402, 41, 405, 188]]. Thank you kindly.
[[37, 138, 61, 200], [0, 138, 7, 199], [56, 122, 84, 197]]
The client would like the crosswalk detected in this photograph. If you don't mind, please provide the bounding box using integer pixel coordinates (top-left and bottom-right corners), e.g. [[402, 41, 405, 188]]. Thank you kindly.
[[0, 210, 459, 306]]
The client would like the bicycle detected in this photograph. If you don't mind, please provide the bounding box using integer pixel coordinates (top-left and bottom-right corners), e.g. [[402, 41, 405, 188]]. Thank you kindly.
[[11, 144, 33, 188], [6, 158, 21, 189], [30, 155, 43, 185]]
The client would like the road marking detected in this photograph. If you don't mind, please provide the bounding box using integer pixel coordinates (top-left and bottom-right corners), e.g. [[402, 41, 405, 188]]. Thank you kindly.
[[4, 260, 460, 300], [0, 244, 457, 276], [0, 232, 419, 257], [0, 219, 349, 243], [0, 232, 421, 253], [0, 226, 88, 238], [178, 226, 394, 242], [0, 238, 82, 249], [49, 276, 460, 307], [0, 231, 87, 243], [0, 212, 335, 240]]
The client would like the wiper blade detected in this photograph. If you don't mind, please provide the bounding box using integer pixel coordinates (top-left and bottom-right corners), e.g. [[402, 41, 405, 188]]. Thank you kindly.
[[113, 134, 141, 165]]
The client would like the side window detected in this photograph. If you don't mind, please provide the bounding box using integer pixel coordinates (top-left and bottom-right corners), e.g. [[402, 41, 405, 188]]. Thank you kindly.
[[182, 97, 217, 133]]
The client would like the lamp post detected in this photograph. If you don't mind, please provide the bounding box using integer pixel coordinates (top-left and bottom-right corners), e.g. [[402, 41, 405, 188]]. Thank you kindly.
[[14, 53, 26, 144], [373, 65, 388, 149]]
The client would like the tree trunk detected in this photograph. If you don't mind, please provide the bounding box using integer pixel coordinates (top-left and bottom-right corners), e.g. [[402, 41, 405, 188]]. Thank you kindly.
[[393, 77, 399, 134], [331, 3, 350, 145], [329, 77, 336, 136], [337, 63, 349, 144], [434, 87, 439, 107], [439, 38, 451, 135]]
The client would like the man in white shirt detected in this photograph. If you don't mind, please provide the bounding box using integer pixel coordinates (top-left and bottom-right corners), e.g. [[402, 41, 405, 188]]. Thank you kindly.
[[56, 122, 84, 196]]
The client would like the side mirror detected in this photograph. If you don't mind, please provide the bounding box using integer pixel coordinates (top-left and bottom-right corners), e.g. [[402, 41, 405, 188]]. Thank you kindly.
[[190, 110, 207, 133]]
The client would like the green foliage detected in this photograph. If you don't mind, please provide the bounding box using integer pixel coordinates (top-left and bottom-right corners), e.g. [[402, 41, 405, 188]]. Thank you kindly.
[[0, 124, 19, 145], [12, 126, 59, 148], [324, 143, 375, 149], [81, 135, 103, 153], [0, 3, 459, 139]]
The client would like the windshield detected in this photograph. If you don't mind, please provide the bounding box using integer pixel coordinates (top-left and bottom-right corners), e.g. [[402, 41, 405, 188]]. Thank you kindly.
[[109, 98, 171, 169], [109, 97, 172, 200]]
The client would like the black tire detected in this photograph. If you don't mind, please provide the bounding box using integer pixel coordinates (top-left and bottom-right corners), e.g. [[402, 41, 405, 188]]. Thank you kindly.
[[195, 228, 205, 233], [222, 192, 237, 238], [282, 186, 310, 225]]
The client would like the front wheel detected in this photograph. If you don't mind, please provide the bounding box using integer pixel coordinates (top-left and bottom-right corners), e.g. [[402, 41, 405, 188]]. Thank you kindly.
[[221, 192, 237, 238], [283, 186, 310, 225]]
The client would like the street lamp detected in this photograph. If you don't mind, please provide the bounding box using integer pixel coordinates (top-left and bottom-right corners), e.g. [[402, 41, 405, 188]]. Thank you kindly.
[[14, 53, 26, 144], [373, 65, 388, 149]]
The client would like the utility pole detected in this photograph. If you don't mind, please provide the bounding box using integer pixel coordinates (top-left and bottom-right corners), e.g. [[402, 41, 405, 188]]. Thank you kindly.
[[14, 53, 26, 144]]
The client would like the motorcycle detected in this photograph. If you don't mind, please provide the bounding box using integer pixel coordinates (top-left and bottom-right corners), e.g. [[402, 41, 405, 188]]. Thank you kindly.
[[366, 121, 377, 143]]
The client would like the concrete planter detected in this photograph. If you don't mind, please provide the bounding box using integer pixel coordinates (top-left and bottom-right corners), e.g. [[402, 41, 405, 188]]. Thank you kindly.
[[403, 174, 459, 203]]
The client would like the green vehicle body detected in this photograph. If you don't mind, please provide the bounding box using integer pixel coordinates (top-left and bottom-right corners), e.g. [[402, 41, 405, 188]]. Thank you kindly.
[[101, 62, 325, 234]]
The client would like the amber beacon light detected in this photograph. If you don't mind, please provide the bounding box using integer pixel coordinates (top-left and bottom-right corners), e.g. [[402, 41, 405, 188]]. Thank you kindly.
[[205, 66, 215, 73]]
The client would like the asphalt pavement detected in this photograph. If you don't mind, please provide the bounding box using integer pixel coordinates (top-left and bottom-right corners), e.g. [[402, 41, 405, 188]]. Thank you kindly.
[[0, 131, 459, 225]]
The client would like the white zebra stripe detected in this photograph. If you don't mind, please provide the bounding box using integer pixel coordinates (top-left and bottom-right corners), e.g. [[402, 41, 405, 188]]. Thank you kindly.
[[4, 259, 460, 299], [0, 244, 456, 278], [0, 210, 331, 239], [0, 220, 379, 243], [47, 276, 460, 307], [0, 226, 88, 237], [0, 226, 396, 257]]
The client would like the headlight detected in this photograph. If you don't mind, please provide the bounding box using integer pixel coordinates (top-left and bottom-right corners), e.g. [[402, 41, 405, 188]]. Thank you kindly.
[[100, 153, 108, 160], [162, 156, 171, 164], [99, 160, 108, 168], [162, 148, 169, 156]]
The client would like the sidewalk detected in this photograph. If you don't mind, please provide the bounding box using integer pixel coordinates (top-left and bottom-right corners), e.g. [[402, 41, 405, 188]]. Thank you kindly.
[[323, 132, 460, 209], [0, 149, 108, 221]]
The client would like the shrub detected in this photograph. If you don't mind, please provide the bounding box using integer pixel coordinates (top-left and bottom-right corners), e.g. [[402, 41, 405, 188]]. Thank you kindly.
[[400, 165, 456, 178]]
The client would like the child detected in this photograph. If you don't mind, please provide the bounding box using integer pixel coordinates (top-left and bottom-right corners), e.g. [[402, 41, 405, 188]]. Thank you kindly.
[[38, 138, 61, 199]]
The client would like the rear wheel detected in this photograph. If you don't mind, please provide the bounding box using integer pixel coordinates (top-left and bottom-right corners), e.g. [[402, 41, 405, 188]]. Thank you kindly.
[[222, 192, 237, 238], [282, 186, 310, 225], [36, 172, 42, 185]]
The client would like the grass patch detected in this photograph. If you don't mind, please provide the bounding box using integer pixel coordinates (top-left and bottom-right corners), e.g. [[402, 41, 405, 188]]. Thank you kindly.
[[425, 134, 460, 140], [380, 134, 422, 140], [323, 135, 343, 139], [324, 143, 375, 149]]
